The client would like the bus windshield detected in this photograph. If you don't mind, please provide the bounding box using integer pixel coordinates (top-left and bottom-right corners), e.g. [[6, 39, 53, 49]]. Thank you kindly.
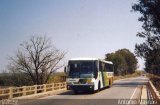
[[68, 61, 97, 78]]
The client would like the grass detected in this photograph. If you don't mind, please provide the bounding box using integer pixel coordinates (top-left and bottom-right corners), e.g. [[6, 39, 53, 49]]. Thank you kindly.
[[114, 71, 142, 80], [48, 72, 67, 83]]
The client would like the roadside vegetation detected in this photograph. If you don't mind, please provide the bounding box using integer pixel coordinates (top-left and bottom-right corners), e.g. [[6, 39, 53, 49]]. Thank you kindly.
[[146, 73, 160, 93], [48, 72, 66, 83], [132, 0, 160, 91], [114, 70, 144, 80], [105, 49, 138, 76], [0, 72, 66, 87]]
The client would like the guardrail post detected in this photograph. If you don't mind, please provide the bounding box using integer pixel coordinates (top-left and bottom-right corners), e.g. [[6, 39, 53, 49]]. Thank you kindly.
[[9, 87, 13, 99], [59, 83, 61, 89], [43, 84, 46, 92], [58, 83, 60, 89], [52, 83, 54, 91], [64, 82, 66, 88], [60, 83, 62, 89], [22, 86, 26, 96], [57, 83, 59, 89], [34, 85, 37, 94], [64, 82, 67, 89]]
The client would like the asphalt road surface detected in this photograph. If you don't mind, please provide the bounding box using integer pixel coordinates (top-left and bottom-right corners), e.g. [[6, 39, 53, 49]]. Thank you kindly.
[[18, 76, 149, 105]]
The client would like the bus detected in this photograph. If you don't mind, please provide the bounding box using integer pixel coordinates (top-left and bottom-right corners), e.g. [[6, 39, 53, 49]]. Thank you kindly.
[[64, 57, 114, 93]]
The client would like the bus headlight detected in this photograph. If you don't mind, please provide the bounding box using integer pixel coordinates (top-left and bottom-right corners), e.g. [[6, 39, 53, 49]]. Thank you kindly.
[[85, 82, 94, 85], [86, 78, 95, 85]]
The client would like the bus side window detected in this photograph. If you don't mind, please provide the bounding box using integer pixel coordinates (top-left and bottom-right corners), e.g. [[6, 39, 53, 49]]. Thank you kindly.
[[105, 64, 109, 72], [110, 64, 113, 72], [99, 61, 102, 71], [105, 64, 113, 72], [104, 64, 107, 72], [102, 63, 105, 71], [94, 61, 98, 78]]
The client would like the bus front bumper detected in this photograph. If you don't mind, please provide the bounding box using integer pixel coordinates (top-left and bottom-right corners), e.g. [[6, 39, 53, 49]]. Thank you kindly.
[[67, 84, 94, 91]]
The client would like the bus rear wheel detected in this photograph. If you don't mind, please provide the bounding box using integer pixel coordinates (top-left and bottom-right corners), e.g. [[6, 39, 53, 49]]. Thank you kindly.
[[109, 79, 112, 88]]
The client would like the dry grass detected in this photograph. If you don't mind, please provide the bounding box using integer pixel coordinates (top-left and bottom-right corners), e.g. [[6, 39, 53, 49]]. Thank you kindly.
[[48, 72, 66, 83], [114, 71, 142, 80]]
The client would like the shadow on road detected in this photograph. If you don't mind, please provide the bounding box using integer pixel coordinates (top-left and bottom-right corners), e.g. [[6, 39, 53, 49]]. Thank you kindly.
[[58, 87, 110, 95], [57, 90, 94, 95], [112, 81, 147, 87], [119, 77, 148, 82]]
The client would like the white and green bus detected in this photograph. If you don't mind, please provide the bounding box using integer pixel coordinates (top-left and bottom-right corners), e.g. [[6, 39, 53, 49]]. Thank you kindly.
[[65, 57, 114, 93]]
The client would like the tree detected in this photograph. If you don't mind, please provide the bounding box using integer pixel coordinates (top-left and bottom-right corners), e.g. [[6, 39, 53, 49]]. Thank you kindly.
[[132, 0, 160, 74], [116, 49, 137, 74], [105, 49, 137, 76], [105, 53, 126, 75], [7, 36, 66, 85]]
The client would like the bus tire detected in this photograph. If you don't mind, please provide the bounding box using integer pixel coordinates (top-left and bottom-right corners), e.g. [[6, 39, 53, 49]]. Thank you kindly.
[[109, 79, 112, 88]]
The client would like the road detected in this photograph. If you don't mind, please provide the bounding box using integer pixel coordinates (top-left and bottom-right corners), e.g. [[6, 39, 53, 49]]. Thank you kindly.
[[18, 76, 148, 105]]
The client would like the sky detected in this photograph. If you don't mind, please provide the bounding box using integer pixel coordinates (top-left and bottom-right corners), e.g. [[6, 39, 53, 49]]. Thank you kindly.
[[0, 0, 145, 72]]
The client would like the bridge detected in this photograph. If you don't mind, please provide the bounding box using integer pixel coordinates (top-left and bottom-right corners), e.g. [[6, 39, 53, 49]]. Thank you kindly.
[[0, 76, 160, 105]]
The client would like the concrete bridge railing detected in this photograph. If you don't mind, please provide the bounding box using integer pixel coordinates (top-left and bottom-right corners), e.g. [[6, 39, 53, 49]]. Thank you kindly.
[[139, 80, 160, 105], [0, 82, 66, 99]]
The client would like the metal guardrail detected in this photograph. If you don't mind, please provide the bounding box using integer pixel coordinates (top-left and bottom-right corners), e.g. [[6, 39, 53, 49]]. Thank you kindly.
[[0, 82, 66, 99], [148, 81, 160, 104]]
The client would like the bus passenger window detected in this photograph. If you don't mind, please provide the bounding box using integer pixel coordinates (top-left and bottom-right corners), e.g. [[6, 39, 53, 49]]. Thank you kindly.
[[105, 64, 113, 72], [94, 61, 98, 78], [99, 61, 103, 71]]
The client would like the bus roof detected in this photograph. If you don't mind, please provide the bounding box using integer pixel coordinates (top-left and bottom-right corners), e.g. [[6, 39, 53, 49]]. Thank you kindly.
[[69, 57, 113, 64], [70, 57, 99, 61], [103, 60, 113, 64]]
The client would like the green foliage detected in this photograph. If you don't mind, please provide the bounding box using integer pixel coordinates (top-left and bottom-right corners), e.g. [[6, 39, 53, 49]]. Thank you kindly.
[[132, 0, 160, 74], [0, 72, 66, 87], [0, 72, 33, 87], [0, 73, 12, 86], [105, 49, 138, 76], [9, 73, 33, 86]]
